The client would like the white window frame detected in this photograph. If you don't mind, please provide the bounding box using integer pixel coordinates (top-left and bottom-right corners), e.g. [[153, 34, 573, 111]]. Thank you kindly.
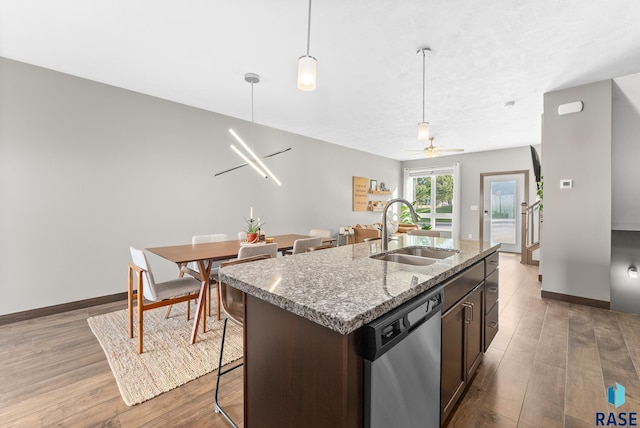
[[403, 163, 461, 239]]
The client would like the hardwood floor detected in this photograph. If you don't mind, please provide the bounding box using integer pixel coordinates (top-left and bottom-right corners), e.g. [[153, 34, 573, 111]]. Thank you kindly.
[[446, 253, 640, 428], [1, 252, 639, 427]]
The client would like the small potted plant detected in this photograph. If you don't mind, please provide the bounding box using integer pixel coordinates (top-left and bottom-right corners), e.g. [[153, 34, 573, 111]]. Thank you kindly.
[[245, 217, 265, 243]]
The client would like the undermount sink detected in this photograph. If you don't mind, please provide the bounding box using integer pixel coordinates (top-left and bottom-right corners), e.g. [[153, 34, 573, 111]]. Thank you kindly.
[[392, 247, 459, 259], [372, 253, 437, 266], [370, 246, 458, 266]]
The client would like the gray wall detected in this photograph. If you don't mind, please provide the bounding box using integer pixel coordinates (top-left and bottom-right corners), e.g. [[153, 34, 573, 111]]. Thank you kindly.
[[541, 80, 612, 303], [402, 146, 538, 243], [0, 57, 400, 315], [610, 72, 640, 312], [612, 73, 640, 231]]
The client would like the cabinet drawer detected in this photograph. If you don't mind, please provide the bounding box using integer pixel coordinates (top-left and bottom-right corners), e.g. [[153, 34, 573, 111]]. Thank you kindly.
[[485, 251, 499, 276], [442, 261, 484, 313], [484, 303, 499, 352], [484, 269, 499, 314]]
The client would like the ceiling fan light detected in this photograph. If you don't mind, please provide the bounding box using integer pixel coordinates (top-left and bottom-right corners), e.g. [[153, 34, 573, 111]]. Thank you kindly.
[[297, 55, 317, 91], [418, 122, 430, 141]]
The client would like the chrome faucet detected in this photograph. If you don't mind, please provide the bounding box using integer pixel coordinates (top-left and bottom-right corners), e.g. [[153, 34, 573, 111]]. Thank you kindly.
[[381, 198, 419, 252]]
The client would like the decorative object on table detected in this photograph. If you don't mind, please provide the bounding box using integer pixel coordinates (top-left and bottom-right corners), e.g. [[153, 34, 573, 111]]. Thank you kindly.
[[297, 0, 317, 91], [87, 303, 243, 406], [244, 214, 265, 244], [214, 73, 290, 183]]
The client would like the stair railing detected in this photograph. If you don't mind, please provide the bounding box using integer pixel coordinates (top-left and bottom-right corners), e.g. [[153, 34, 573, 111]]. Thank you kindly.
[[520, 201, 541, 264]]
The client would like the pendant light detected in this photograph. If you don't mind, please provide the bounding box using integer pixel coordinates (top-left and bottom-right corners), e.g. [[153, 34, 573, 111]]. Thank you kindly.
[[297, 0, 317, 91], [417, 47, 432, 141], [227, 73, 283, 186]]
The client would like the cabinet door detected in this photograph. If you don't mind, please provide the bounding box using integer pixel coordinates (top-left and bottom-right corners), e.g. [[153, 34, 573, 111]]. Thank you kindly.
[[441, 301, 466, 422], [465, 284, 484, 380]]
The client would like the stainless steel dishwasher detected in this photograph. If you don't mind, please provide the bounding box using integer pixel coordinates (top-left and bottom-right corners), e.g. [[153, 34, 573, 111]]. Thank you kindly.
[[363, 285, 443, 428]]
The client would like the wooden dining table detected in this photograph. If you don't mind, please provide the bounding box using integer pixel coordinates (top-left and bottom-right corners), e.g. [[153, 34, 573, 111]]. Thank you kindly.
[[146, 234, 318, 345]]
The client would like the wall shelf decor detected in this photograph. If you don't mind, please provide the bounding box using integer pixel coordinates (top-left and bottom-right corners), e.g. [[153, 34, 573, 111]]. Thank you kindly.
[[353, 176, 392, 211]]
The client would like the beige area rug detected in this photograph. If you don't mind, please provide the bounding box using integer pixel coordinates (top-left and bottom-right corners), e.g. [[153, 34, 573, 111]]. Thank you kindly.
[[87, 304, 243, 406]]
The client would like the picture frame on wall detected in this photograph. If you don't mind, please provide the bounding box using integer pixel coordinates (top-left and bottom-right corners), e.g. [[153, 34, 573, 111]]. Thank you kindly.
[[370, 179, 377, 191]]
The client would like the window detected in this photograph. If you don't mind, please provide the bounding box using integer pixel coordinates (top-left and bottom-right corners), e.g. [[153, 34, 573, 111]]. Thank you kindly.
[[404, 166, 457, 232]]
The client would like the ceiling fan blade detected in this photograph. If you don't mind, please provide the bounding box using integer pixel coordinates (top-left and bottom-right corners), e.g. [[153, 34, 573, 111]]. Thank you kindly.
[[437, 148, 464, 153], [214, 147, 292, 177]]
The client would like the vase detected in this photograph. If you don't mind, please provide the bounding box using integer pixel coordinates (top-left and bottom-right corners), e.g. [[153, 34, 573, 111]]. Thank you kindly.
[[246, 233, 259, 243]]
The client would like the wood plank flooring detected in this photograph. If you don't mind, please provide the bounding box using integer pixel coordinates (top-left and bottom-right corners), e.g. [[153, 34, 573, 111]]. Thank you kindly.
[[446, 253, 640, 428], [1, 253, 639, 427]]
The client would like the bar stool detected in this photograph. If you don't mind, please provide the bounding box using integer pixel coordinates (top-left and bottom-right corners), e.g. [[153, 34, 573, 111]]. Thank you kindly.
[[214, 254, 272, 427]]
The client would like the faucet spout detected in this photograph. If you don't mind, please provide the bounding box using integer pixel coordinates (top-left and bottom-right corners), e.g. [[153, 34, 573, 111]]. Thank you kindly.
[[381, 198, 419, 251]]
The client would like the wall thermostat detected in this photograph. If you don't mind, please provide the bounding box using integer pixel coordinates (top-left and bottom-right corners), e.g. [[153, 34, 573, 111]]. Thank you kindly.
[[560, 179, 573, 189]]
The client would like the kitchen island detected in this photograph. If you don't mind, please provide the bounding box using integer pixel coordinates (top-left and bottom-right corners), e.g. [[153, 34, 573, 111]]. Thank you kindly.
[[219, 235, 500, 427]]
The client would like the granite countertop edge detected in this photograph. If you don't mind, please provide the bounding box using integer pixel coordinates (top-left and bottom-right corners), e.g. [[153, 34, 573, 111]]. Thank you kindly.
[[220, 241, 499, 335]]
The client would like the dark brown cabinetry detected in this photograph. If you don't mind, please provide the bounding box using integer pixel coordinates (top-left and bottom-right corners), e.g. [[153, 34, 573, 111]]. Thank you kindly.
[[484, 251, 499, 351], [440, 251, 499, 425], [440, 262, 484, 423]]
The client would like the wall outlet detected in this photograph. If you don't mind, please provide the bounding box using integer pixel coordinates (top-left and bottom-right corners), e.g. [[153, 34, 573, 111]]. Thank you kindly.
[[468, 233, 473, 239]]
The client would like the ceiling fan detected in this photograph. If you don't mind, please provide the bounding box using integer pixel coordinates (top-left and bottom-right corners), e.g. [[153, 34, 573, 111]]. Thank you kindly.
[[407, 137, 464, 158]]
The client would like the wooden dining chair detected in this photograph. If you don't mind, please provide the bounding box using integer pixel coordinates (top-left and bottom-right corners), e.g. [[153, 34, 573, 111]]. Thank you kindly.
[[128, 247, 202, 354], [215, 254, 272, 427]]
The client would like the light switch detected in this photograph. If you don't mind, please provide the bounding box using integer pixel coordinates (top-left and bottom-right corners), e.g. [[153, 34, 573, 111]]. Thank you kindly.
[[470, 205, 478, 211]]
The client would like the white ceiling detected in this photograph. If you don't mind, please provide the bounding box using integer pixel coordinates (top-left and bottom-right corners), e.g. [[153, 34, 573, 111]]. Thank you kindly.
[[1, 0, 640, 160]]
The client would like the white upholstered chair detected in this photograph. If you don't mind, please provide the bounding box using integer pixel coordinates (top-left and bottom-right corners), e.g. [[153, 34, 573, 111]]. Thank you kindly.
[[237, 231, 247, 242], [309, 229, 331, 238], [306, 244, 335, 252], [291, 236, 323, 254], [128, 247, 202, 354], [190, 233, 228, 319], [237, 242, 278, 259]]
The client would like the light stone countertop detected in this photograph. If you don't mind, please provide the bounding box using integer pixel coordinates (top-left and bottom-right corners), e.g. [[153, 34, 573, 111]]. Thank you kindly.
[[219, 235, 500, 335]]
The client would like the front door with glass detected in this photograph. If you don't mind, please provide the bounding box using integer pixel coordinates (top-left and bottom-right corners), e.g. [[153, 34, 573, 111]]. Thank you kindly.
[[480, 172, 527, 253]]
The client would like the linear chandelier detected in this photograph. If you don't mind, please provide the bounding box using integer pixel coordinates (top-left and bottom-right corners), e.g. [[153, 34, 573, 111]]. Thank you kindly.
[[229, 127, 282, 186], [214, 73, 287, 185]]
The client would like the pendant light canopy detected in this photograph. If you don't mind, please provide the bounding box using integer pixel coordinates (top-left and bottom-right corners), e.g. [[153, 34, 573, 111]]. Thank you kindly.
[[297, 0, 317, 91], [418, 47, 432, 141]]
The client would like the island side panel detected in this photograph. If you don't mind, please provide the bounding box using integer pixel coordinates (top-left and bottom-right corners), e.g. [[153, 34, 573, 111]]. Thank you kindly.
[[244, 294, 363, 428]]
